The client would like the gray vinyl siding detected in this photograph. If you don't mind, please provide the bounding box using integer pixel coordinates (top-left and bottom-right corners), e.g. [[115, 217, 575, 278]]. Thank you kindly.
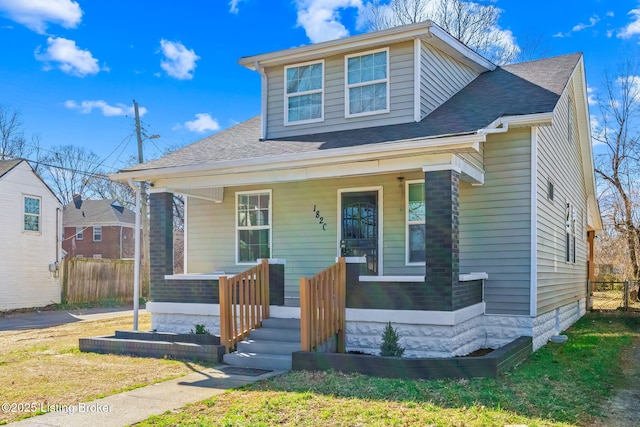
[[536, 84, 588, 315], [185, 172, 425, 304], [459, 129, 532, 315], [266, 41, 416, 139], [420, 42, 479, 119]]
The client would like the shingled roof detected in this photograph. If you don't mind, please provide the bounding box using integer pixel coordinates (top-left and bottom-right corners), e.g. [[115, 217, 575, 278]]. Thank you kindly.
[[0, 159, 23, 178], [63, 199, 135, 226], [121, 53, 581, 174]]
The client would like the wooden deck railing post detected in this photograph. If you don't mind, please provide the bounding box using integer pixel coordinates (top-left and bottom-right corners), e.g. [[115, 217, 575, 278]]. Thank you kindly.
[[262, 258, 270, 319], [219, 276, 230, 353], [300, 277, 311, 351], [218, 261, 272, 353], [299, 257, 347, 353], [337, 257, 346, 353]]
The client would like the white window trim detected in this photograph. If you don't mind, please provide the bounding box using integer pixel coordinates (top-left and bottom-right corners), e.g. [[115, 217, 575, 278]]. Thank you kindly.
[[336, 186, 384, 275], [565, 200, 577, 265], [23, 195, 41, 234], [235, 189, 273, 265], [283, 59, 325, 126], [405, 179, 425, 266], [76, 226, 84, 240], [93, 226, 102, 242], [344, 47, 390, 119]]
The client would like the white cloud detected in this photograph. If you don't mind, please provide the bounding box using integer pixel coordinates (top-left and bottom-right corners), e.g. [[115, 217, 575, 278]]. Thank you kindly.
[[159, 39, 200, 80], [64, 100, 146, 117], [34, 37, 101, 77], [552, 32, 566, 38], [606, 11, 614, 18], [572, 15, 600, 32], [295, 0, 362, 43], [176, 113, 221, 133], [229, 0, 246, 14], [618, 8, 640, 39], [587, 85, 597, 106], [0, 0, 82, 34], [617, 75, 640, 103]]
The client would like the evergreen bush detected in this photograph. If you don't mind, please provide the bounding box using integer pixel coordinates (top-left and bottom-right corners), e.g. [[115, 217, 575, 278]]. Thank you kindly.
[[380, 322, 405, 357]]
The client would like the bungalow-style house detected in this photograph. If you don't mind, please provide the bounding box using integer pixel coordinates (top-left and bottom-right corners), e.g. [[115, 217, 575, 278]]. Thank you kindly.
[[112, 21, 602, 363], [62, 196, 136, 259], [0, 159, 63, 311]]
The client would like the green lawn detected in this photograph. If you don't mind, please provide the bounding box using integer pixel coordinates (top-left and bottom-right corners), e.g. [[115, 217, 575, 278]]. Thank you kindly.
[[138, 313, 640, 426]]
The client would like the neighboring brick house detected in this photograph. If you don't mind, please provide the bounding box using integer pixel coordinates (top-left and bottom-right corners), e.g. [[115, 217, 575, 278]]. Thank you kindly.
[[62, 196, 136, 259]]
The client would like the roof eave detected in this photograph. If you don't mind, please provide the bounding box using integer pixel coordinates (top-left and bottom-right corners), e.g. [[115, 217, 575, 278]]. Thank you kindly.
[[239, 21, 494, 74], [110, 132, 486, 183]]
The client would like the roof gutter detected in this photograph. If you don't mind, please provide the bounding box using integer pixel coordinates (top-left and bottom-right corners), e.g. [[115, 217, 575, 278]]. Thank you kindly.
[[255, 61, 268, 141], [477, 112, 554, 135], [111, 132, 485, 182]]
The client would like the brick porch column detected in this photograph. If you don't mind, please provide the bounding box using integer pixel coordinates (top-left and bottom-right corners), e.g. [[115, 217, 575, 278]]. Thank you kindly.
[[424, 169, 460, 311], [149, 192, 174, 301]]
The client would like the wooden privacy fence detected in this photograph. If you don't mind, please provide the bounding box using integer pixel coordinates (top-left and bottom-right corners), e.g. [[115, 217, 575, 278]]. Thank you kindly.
[[219, 259, 270, 353], [62, 258, 135, 303], [300, 257, 346, 353]]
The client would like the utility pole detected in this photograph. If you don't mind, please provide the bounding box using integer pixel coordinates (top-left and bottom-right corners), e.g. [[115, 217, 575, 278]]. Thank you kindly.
[[133, 100, 150, 305]]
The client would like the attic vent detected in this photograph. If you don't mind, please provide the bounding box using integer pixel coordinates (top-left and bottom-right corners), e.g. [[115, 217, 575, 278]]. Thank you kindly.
[[111, 199, 125, 213]]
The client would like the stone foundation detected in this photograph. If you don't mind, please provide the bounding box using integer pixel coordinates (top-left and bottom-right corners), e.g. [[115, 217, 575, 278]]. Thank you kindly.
[[146, 299, 586, 357], [147, 302, 221, 335]]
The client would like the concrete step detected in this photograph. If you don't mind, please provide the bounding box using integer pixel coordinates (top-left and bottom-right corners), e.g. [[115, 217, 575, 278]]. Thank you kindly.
[[223, 352, 292, 371], [236, 339, 301, 355], [261, 318, 300, 330], [249, 327, 301, 342]]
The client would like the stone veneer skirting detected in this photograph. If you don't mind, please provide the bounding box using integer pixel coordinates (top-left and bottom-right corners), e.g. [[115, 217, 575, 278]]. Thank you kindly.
[[146, 299, 586, 357]]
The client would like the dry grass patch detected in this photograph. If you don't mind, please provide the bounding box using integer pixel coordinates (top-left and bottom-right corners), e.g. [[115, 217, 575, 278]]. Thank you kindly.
[[0, 313, 211, 424]]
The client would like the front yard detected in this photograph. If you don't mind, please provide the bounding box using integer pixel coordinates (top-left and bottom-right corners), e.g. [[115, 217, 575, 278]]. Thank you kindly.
[[0, 313, 211, 424], [138, 313, 640, 427], [2, 311, 638, 426]]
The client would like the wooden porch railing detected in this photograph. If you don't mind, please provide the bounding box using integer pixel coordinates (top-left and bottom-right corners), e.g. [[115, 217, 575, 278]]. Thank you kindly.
[[219, 259, 270, 353], [299, 257, 346, 353]]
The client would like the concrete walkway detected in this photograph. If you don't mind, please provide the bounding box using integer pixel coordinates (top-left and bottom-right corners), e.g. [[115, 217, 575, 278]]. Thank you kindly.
[[9, 367, 283, 427], [0, 306, 146, 331]]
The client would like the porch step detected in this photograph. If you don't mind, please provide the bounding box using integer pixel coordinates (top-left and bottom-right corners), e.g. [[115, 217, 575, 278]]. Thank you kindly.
[[236, 339, 300, 355], [249, 327, 301, 342], [224, 352, 293, 371], [223, 317, 301, 371]]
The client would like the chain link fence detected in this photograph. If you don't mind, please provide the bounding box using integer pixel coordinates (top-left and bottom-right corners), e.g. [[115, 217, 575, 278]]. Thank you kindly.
[[590, 281, 640, 311]]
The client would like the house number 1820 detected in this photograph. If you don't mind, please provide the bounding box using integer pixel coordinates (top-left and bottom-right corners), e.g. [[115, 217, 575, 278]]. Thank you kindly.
[[313, 205, 328, 230]]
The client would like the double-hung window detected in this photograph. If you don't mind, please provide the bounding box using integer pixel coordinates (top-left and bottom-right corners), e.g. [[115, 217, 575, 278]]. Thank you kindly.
[[93, 226, 102, 242], [406, 181, 426, 265], [237, 190, 272, 264], [284, 60, 324, 125], [345, 48, 389, 117], [76, 226, 84, 240], [24, 196, 41, 232]]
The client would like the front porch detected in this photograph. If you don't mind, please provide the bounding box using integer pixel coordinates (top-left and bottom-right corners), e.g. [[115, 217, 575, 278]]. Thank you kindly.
[[146, 155, 497, 359]]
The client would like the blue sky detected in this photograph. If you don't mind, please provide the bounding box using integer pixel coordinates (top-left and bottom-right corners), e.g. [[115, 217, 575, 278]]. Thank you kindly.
[[0, 0, 639, 172]]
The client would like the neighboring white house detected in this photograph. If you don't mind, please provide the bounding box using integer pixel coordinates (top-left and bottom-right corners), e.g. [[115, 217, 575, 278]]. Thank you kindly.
[[0, 159, 63, 311]]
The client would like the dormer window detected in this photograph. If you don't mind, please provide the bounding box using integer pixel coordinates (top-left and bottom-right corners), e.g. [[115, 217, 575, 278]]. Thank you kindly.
[[284, 60, 324, 125], [345, 48, 389, 117]]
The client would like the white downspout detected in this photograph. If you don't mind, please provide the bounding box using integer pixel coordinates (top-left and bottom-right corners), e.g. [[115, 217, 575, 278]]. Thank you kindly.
[[255, 61, 267, 140], [128, 178, 141, 331]]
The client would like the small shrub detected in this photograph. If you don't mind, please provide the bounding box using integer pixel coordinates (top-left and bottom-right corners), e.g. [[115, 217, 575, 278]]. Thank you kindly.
[[190, 324, 210, 335], [380, 322, 405, 357]]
